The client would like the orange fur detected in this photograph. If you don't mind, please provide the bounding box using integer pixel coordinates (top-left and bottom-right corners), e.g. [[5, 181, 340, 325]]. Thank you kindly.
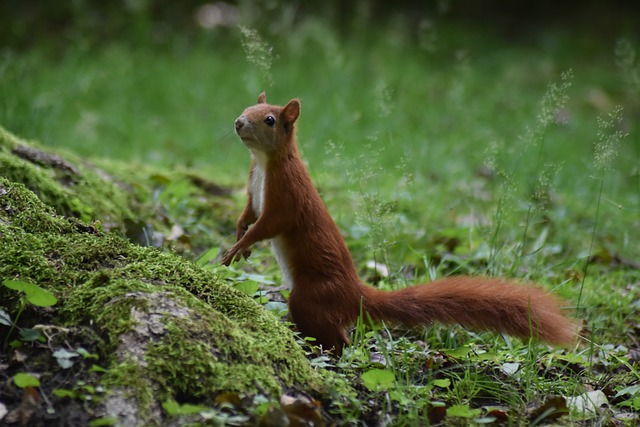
[[222, 93, 575, 354]]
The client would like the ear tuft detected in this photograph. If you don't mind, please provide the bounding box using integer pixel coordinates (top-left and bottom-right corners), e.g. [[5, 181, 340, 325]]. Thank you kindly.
[[282, 99, 300, 131], [257, 92, 267, 104]]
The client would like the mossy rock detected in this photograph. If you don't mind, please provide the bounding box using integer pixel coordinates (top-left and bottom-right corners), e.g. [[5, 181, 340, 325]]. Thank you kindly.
[[0, 125, 236, 254], [0, 131, 349, 425], [0, 126, 136, 226]]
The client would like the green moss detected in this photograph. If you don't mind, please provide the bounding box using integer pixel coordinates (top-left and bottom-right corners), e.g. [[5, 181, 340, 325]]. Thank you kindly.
[[142, 302, 309, 397], [0, 126, 135, 224], [0, 177, 346, 424], [64, 276, 154, 342], [103, 361, 156, 409]]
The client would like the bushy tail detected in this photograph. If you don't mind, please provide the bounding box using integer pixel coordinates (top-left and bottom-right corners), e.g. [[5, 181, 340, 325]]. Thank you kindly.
[[361, 276, 575, 345]]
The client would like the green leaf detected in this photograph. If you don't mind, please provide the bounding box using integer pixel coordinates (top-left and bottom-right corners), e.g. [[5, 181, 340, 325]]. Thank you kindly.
[[88, 417, 118, 426], [53, 388, 77, 398], [619, 396, 640, 410], [447, 404, 482, 418], [13, 372, 40, 388], [163, 399, 210, 416], [76, 347, 100, 359], [615, 384, 640, 398], [0, 308, 12, 326], [53, 348, 80, 359], [25, 286, 58, 307], [57, 358, 75, 369], [176, 403, 210, 414], [163, 399, 180, 415], [234, 280, 259, 296], [20, 328, 44, 342], [3, 279, 28, 293], [2, 280, 58, 307], [195, 246, 220, 267], [432, 379, 451, 388], [361, 369, 396, 391], [444, 346, 473, 359], [499, 362, 520, 376], [53, 348, 80, 369]]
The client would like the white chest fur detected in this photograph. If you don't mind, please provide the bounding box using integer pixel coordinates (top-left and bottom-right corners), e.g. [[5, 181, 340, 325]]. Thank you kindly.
[[249, 160, 265, 215], [248, 151, 293, 289]]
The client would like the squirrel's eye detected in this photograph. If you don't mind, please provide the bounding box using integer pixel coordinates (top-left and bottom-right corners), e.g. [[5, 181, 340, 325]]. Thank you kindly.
[[264, 116, 276, 127]]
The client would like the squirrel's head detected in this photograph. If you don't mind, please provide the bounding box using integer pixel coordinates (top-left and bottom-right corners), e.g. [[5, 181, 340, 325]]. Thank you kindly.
[[234, 92, 300, 153]]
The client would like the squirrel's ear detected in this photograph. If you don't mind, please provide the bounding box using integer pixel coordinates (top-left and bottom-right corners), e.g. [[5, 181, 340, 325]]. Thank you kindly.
[[257, 92, 267, 104], [282, 99, 300, 131]]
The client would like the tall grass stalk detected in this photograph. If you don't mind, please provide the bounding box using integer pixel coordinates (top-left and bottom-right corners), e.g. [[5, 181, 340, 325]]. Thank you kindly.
[[344, 138, 400, 285], [577, 106, 625, 313], [486, 71, 571, 276], [509, 71, 572, 276]]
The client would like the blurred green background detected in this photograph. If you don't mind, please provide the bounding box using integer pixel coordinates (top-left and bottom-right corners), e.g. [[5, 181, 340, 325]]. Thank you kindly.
[[1, 0, 638, 266]]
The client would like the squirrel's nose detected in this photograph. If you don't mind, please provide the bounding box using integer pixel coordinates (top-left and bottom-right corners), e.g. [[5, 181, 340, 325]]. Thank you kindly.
[[234, 118, 244, 133]]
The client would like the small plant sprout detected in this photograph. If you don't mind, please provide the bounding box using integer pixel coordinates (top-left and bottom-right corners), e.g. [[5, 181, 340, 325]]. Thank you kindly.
[[2, 279, 58, 347]]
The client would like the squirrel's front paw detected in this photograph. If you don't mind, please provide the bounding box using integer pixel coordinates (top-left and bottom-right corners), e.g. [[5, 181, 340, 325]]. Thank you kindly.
[[221, 251, 236, 266], [221, 245, 250, 266]]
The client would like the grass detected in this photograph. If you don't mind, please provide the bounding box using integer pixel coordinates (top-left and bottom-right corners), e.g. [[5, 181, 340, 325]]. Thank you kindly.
[[2, 20, 639, 424]]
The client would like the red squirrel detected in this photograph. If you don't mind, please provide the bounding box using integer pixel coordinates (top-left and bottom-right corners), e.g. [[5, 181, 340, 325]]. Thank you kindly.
[[221, 93, 575, 354]]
